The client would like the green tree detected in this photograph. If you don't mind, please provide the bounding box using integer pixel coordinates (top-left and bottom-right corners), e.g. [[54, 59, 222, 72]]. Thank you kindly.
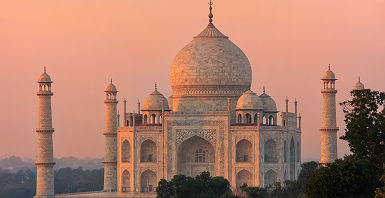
[[156, 172, 235, 198], [305, 156, 381, 198], [340, 89, 385, 169], [375, 173, 385, 198]]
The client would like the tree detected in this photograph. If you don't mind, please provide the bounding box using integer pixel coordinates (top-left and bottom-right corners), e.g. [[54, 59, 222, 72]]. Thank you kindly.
[[156, 172, 235, 198], [375, 173, 385, 198], [305, 156, 381, 198], [340, 89, 385, 169]]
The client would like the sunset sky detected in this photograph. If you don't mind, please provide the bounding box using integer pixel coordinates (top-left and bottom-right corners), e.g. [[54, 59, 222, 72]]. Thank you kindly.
[[1, 0, 384, 161]]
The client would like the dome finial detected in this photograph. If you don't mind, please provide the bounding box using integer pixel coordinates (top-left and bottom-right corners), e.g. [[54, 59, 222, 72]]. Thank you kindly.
[[155, 82, 157, 91], [263, 86, 266, 94], [110, 78, 112, 84], [44, 66, 46, 73], [208, 0, 213, 24], [328, 64, 331, 70], [358, 76, 361, 82]]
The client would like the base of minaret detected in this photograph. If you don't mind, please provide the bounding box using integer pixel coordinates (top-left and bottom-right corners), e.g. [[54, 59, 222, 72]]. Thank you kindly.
[[319, 128, 338, 165]]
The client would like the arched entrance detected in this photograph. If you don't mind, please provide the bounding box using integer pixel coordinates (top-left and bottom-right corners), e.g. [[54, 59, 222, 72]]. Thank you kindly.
[[121, 140, 130, 162], [236, 139, 252, 162], [140, 170, 156, 192], [236, 169, 252, 190], [121, 170, 130, 192], [177, 136, 215, 177], [140, 139, 157, 162], [290, 137, 295, 180], [264, 169, 277, 187]]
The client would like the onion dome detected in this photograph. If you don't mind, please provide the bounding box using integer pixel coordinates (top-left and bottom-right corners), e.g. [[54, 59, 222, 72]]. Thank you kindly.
[[105, 79, 117, 92], [236, 90, 263, 110], [322, 64, 336, 80], [354, 77, 365, 90], [170, 17, 252, 97], [260, 93, 277, 111], [142, 88, 169, 111], [38, 67, 52, 82]]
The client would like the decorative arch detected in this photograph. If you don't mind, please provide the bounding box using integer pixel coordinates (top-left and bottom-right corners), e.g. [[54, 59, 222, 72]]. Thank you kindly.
[[143, 114, 147, 124], [254, 113, 258, 124], [236, 139, 252, 162], [263, 116, 267, 125], [238, 114, 242, 124], [283, 140, 287, 162], [264, 139, 278, 163], [177, 136, 215, 177], [245, 113, 251, 124], [151, 114, 156, 124], [140, 170, 156, 192], [297, 141, 300, 162], [140, 139, 157, 162], [264, 169, 277, 187], [121, 140, 130, 162], [268, 115, 274, 125], [236, 169, 252, 191], [290, 137, 295, 180], [122, 170, 130, 192]]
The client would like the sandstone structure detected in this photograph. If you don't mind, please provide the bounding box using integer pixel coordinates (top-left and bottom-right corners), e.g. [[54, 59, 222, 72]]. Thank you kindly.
[[319, 65, 338, 165], [35, 68, 55, 198]]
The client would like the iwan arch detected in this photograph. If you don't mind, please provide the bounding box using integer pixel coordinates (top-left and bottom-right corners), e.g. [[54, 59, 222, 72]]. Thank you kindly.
[[35, 2, 303, 198]]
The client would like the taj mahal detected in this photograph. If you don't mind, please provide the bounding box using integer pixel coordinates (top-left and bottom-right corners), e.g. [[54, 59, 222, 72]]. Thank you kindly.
[[32, 2, 362, 198]]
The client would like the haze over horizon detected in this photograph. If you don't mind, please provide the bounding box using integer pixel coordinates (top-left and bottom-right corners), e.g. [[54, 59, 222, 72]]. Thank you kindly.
[[1, 0, 385, 161]]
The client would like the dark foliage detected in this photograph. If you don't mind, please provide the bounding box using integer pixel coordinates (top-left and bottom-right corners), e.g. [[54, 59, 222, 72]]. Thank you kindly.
[[305, 156, 381, 198], [340, 89, 385, 169], [241, 161, 318, 198], [156, 171, 236, 198], [0, 167, 103, 198]]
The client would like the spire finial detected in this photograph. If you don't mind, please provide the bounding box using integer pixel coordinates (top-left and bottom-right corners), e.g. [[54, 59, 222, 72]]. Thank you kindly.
[[358, 76, 361, 82], [44, 66, 46, 73], [110, 78, 112, 84], [155, 82, 157, 91], [208, 0, 213, 24], [263, 86, 266, 94], [328, 64, 331, 70]]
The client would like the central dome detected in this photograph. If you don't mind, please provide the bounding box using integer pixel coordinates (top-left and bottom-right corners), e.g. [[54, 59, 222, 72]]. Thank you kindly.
[[170, 23, 252, 97]]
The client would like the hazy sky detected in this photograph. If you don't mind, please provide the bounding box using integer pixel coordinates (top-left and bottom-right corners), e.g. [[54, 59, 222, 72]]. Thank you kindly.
[[1, 0, 384, 161]]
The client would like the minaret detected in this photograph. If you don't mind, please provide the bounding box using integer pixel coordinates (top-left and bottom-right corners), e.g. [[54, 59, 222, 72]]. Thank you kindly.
[[320, 65, 339, 165], [35, 67, 55, 198], [103, 79, 118, 191]]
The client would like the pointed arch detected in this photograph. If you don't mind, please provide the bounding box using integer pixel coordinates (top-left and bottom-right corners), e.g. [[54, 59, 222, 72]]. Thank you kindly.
[[121, 140, 130, 162], [283, 140, 287, 162], [122, 170, 130, 192], [264, 169, 277, 187], [236, 170, 252, 191], [264, 139, 278, 163], [140, 170, 156, 192], [290, 137, 295, 180], [238, 114, 242, 124], [297, 141, 300, 162], [236, 139, 252, 162], [140, 139, 157, 162], [245, 113, 251, 124]]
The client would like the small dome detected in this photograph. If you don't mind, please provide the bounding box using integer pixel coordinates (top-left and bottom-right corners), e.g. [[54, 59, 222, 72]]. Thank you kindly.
[[322, 65, 336, 79], [354, 77, 365, 90], [260, 93, 277, 111], [142, 90, 169, 111], [105, 81, 117, 92], [236, 90, 263, 110], [38, 72, 52, 82]]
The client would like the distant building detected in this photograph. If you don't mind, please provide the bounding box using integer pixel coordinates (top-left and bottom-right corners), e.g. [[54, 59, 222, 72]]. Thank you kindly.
[[35, 3, 303, 198]]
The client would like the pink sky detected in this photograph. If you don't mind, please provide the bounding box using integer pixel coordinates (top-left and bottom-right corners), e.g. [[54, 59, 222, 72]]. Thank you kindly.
[[1, 0, 384, 161]]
